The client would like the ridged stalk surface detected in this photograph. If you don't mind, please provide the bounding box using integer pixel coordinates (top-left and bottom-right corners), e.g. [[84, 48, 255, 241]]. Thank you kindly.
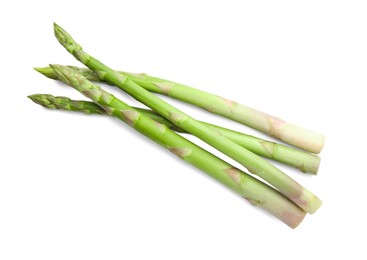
[[52, 23, 322, 213], [29, 93, 320, 174], [44, 64, 306, 228], [35, 64, 325, 153]]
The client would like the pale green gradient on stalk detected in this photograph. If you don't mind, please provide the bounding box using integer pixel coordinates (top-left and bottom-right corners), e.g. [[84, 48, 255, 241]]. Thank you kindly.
[[29, 93, 320, 174], [34, 62, 325, 154], [38, 65, 306, 228], [51, 23, 322, 213]]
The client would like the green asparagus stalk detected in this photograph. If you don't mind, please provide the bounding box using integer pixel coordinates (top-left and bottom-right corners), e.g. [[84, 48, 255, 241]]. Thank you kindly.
[[28, 93, 105, 114], [28, 93, 185, 132], [35, 65, 325, 154], [44, 64, 306, 228], [52, 23, 322, 213], [29, 93, 320, 174]]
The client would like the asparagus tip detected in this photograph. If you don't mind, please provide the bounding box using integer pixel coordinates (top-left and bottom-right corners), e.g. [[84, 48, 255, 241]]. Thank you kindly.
[[27, 94, 42, 104], [34, 67, 57, 79], [53, 22, 63, 37], [27, 94, 36, 102], [27, 94, 56, 109], [53, 23, 75, 52]]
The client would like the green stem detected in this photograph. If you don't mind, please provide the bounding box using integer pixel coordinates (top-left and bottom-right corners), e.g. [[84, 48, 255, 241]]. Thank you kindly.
[[29, 94, 320, 174], [44, 64, 306, 228], [52, 23, 322, 213], [35, 65, 325, 154]]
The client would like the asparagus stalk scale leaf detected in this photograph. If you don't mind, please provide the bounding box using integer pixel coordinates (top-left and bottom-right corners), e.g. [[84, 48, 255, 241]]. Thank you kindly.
[[125, 73, 325, 154], [52, 23, 322, 213], [45, 64, 306, 228], [29, 93, 320, 174], [35, 65, 325, 154]]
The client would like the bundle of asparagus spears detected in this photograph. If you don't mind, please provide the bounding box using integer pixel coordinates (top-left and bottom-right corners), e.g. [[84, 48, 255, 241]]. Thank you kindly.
[[29, 23, 325, 228]]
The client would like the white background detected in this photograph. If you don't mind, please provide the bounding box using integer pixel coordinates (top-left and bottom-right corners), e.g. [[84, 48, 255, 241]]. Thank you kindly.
[[1, 0, 366, 259]]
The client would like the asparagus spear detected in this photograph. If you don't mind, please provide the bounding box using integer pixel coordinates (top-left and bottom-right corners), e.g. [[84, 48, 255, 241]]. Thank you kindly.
[[35, 65, 325, 154], [42, 64, 306, 228], [52, 23, 322, 213], [29, 93, 320, 174], [52, 24, 321, 213], [28, 93, 185, 132]]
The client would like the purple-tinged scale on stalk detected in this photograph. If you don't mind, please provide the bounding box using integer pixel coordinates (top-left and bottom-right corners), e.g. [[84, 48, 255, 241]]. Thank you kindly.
[[242, 163, 262, 177], [203, 104, 216, 113], [218, 96, 237, 109], [101, 105, 115, 116], [224, 167, 242, 185], [125, 72, 147, 80], [152, 82, 174, 95], [120, 109, 140, 126], [169, 112, 188, 125], [266, 115, 286, 139], [211, 127, 223, 136], [113, 70, 128, 84], [74, 50, 91, 65], [169, 147, 192, 158], [95, 70, 108, 81], [259, 141, 277, 158], [83, 88, 102, 101], [100, 91, 114, 106], [153, 120, 167, 133]]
